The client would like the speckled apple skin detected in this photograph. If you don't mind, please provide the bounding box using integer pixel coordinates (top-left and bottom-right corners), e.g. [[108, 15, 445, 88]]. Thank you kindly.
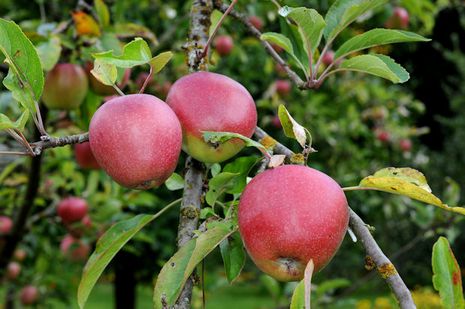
[[89, 94, 182, 189], [166, 72, 257, 163], [238, 165, 349, 281], [75, 142, 100, 169], [42, 63, 88, 110], [57, 197, 88, 223]]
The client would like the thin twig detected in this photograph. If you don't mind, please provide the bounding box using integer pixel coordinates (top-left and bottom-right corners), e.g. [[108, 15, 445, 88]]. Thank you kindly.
[[139, 65, 153, 94], [30, 132, 89, 156]]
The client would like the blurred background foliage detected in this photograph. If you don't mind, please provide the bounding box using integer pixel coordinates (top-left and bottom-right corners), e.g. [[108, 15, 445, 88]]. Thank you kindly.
[[0, 0, 464, 308]]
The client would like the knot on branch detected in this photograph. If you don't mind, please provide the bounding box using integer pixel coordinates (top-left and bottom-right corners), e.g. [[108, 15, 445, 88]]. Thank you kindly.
[[364, 255, 376, 271], [180, 205, 200, 220], [259, 135, 278, 151], [378, 263, 398, 279], [290, 153, 305, 165]]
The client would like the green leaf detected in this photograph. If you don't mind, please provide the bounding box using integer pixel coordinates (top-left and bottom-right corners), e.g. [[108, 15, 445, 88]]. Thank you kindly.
[[0, 18, 44, 113], [432, 237, 464, 309], [220, 231, 246, 283], [261, 32, 296, 56], [358, 167, 465, 216], [315, 279, 351, 299], [223, 156, 260, 194], [93, 37, 152, 68], [279, 6, 325, 56], [290, 280, 305, 309], [78, 199, 180, 309], [335, 29, 430, 59], [206, 172, 240, 206], [153, 222, 235, 309], [113, 23, 158, 46], [91, 59, 117, 86], [36, 36, 62, 71], [149, 51, 173, 75], [0, 111, 29, 130], [339, 54, 409, 83], [165, 173, 184, 191], [278, 104, 312, 149], [202, 131, 269, 158], [324, 0, 387, 42], [95, 0, 110, 28]]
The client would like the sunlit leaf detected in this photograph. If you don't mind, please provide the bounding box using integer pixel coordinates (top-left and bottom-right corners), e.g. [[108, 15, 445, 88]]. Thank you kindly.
[[278, 104, 312, 149], [72, 11, 101, 37]]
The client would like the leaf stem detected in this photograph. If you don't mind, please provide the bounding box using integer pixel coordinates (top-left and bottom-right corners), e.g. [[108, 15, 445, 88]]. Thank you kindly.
[[139, 65, 154, 94], [112, 84, 125, 96]]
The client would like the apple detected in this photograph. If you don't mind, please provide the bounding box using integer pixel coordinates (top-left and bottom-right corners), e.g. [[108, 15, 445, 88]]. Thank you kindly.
[[385, 7, 409, 29], [214, 35, 234, 56], [60, 234, 90, 261], [271, 115, 282, 129], [0, 216, 13, 234], [248, 16, 263, 30], [14, 248, 27, 261], [89, 94, 182, 189], [75, 142, 100, 169], [42, 63, 89, 110], [399, 138, 412, 152], [322, 50, 335, 66], [20, 285, 39, 306], [166, 71, 257, 163], [85, 62, 131, 95], [6, 261, 21, 280], [275, 79, 291, 96], [376, 130, 390, 143], [238, 165, 349, 281], [57, 197, 88, 224]]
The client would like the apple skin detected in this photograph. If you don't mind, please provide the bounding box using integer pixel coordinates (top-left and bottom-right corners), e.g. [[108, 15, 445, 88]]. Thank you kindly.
[[214, 35, 234, 56], [249, 16, 263, 30], [57, 197, 88, 224], [60, 234, 90, 261], [166, 72, 257, 163], [75, 142, 100, 169], [275, 79, 291, 96], [42, 63, 89, 110], [399, 138, 412, 152], [322, 50, 335, 66], [6, 261, 21, 280], [0, 216, 13, 234], [238, 165, 349, 281], [385, 7, 409, 29], [20, 285, 39, 306], [376, 130, 390, 143], [89, 94, 182, 189]]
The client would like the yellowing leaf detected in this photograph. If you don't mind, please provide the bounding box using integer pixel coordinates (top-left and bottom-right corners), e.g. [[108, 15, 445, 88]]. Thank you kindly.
[[359, 167, 465, 216], [72, 11, 101, 37]]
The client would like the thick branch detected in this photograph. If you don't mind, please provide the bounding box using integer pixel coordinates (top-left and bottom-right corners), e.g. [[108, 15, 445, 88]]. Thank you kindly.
[[253, 126, 415, 309], [213, 0, 307, 89], [30, 132, 89, 155]]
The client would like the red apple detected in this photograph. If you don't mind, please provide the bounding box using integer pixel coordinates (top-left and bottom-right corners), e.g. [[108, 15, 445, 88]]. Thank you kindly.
[[6, 261, 21, 280], [20, 285, 39, 306], [214, 35, 234, 56], [385, 7, 409, 29], [399, 138, 412, 152], [167, 71, 257, 163], [322, 50, 335, 66], [60, 234, 90, 261], [0, 216, 13, 234], [376, 130, 390, 143], [75, 142, 100, 169], [89, 94, 182, 189], [275, 79, 291, 96], [57, 197, 88, 224], [86, 62, 131, 95], [42, 63, 89, 110], [238, 165, 349, 281], [249, 16, 263, 30], [14, 248, 27, 261]]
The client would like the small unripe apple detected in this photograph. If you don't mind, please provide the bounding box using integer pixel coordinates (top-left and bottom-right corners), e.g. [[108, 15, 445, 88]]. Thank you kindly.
[[248, 16, 263, 30], [167, 71, 257, 163], [14, 248, 27, 261], [75, 142, 100, 169], [0, 216, 13, 234], [385, 7, 409, 29], [6, 261, 21, 280], [85, 62, 131, 96], [214, 35, 234, 56], [238, 165, 349, 281], [321, 50, 335, 66], [20, 285, 39, 306], [376, 130, 390, 143], [399, 138, 412, 152], [275, 79, 291, 96], [89, 94, 182, 189], [60, 234, 90, 261], [57, 197, 88, 224], [42, 63, 88, 110]]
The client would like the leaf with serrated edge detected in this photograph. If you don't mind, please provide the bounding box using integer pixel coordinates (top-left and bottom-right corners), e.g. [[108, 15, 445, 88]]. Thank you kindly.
[[220, 231, 246, 283], [206, 172, 240, 206], [202, 131, 269, 157], [93, 37, 152, 68], [36, 36, 62, 71], [359, 167, 465, 215], [278, 104, 312, 149], [149, 51, 173, 74], [153, 223, 235, 309], [91, 59, 117, 86], [340, 54, 409, 83], [335, 29, 430, 59], [432, 237, 464, 309]]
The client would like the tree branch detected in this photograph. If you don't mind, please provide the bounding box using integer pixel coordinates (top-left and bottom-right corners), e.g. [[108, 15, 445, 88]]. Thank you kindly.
[[253, 126, 416, 309], [29, 132, 89, 156]]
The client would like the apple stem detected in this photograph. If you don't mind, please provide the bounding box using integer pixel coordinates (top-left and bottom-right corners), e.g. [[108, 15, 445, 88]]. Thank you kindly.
[[139, 65, 154, 94], [342, 186, 374, 192], [201, 0, 238, 58]]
